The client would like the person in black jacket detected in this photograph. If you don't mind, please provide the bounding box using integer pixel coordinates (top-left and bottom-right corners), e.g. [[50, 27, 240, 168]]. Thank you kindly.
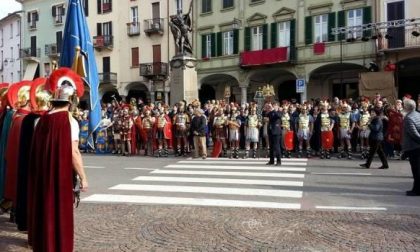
[[360, 108, 389, 169], [191, 109, 207, 159], [267, 102, 282, 166]]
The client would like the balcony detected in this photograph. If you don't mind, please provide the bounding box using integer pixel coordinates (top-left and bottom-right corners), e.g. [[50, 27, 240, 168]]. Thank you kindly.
[[102, 2, 112, 13], [93, 35, 113, 50], [99, 72, 117, 85], [140, 62, 168, 80], [45, 43, 59, 57], [20, 47, 41, 59], [29, 21, 37, 30], [127, 22, 140, 36], [378, 27, 420, 51], [240, 47, 294, 67], [54, 15, 64, 25], [144, 18, 164, 35]]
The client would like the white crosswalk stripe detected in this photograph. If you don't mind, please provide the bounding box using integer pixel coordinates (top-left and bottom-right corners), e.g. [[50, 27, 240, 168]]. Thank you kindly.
[[82, 158, 307, 209]]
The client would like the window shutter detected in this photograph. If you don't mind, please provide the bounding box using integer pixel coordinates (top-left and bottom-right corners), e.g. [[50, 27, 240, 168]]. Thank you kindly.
[[328, 12, 336, 42], [210, 33, 216, 57], [97, 23, 102, 36], [262, 24, 268, 49], [216, 32, 223, 56], [270, 22, 278, 48], [131, 47, 139, 66], [56, 31, 63, 52], [27, 12, 31, 23], [35, 12, 39, 21], [62, 6, 66, 16], [363, 6, 372, 37], [52, 6, 57, 17], [201, 35, 206, 58], [109, 22, 113, 35], [97, 0, 102, 14], [305, 16, 313, 45], [244, 27, 251, 51], [337, 10, 345, 40], [289, 19, 296, 62], [233, 29, 239, 54], [84, 0, 89, 16]]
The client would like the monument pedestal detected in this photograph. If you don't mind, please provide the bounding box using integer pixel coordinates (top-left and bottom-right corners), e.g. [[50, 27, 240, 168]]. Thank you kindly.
[[170, 55, 198, 105]]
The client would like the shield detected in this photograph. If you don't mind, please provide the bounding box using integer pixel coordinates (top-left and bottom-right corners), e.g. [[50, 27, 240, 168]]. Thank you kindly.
[[284, 131, 295, 151], [321, 131, 334, 150], [211, 139, 222, 157]]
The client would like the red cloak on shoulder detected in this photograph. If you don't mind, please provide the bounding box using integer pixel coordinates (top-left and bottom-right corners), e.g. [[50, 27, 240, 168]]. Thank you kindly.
[[4, 109, 30, 205], [28, 111, 74, 252]]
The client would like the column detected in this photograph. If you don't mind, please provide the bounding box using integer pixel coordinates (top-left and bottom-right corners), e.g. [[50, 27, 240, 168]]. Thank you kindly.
[[164, 91, 169, 105], [150, 92, 155, 103], [240, 86, 247, 105]]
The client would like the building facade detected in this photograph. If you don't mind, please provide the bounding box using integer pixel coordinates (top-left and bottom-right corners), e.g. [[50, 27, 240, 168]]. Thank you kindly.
[[0, 11, 23, 83], [375, 0, 420, 99], [194, 0, 377, 104]]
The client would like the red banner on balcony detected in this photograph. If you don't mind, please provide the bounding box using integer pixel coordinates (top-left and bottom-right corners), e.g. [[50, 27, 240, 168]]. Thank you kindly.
[[313, 42, 325, 55], [240, 47, 289, 67]]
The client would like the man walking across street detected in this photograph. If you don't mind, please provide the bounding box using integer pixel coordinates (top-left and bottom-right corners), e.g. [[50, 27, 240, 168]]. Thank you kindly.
[[191, 109, 207, 159], [402, 98, 420, 196]]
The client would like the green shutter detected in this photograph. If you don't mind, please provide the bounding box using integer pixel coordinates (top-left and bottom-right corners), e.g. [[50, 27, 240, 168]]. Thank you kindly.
[[244, 27, 251, 51], [328, 12, 336, 42], [337, 10, 345, 40], [271, 22, 278, 48], [201, 35, 207, 58], [262, 24, 268, 49], [363, 6, 372, 38], [289, 19, 296, 62], [216, 32, 223, 56], [210, 33, 216, 57], [233, 29, 239, 54], [305, 16, 313, 45]]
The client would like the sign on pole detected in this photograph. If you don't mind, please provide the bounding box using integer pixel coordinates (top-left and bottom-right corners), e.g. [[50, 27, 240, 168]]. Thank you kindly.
[[296, 79, 305, 93]]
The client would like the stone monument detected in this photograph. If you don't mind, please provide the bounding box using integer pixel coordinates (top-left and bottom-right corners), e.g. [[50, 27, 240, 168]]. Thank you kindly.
[[169, 2, 198, 104]]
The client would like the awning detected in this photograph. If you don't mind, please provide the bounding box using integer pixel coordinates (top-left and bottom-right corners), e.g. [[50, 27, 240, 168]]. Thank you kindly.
[[22, 62, 39, 81]]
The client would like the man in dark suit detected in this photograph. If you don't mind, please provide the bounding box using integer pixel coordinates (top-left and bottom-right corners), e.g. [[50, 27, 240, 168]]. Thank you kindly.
[[267, 102, 282, 166]]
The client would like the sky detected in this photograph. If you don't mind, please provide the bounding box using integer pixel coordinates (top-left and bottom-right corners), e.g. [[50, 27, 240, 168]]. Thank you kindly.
[[0, 0, 22, 20]]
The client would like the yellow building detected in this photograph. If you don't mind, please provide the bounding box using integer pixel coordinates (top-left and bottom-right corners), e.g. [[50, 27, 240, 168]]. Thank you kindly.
[[194, 0, 377, 104]]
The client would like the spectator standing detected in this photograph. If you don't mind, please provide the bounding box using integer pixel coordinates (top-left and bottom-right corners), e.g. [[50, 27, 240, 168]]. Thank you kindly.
[[191, 109, 207, 159], [402, 99, 420, 196]]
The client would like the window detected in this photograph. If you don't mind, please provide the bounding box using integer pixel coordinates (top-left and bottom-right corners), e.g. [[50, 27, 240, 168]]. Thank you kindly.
[[347, 9, 363, 38], [278, 21, 290, 47], [202, 0, 212, 13], [130, 6, 138, 23], [10, 72, 13, 83], [204, 34, 212, 58], [98, 0, 112, 14], [175, 0, 182, 14], [251, 26, 263, 50], [28, 11, 39, 29], [131, 47, 139, 67], [10, 47, 13, 60], [82, 0, 89, 16], [314, 14, 328, 43], [10, 24, 13, 38], [222, 0, 234, 9], [0, 29, 3, 47], [223, 31, 234, 55], [16, 20, 21, 36], [52, 4, 66, 24]]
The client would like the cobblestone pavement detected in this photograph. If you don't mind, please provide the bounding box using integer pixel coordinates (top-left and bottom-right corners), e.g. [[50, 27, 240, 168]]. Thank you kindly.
[[2, 204, 420, 252]]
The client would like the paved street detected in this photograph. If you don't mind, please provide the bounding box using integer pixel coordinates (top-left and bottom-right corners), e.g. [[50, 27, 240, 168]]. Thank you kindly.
[[1, 155, 420, 251]]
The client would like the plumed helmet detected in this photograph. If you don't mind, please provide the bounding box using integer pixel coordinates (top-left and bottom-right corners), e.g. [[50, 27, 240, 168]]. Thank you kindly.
[[7, 81, 32, 109], [47, 67, 84, 103], [30, 78, 52, 111]]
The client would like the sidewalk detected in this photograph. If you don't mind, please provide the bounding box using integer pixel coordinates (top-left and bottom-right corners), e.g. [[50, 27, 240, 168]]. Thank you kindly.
[[2, 204, 420, 251]]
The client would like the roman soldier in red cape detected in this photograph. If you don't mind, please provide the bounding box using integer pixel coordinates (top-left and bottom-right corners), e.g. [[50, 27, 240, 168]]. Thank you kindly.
[[0, 83, 10, 210], [28, 68, 88, 252], [154, 106, 172, 157], [386, 107, 404, 145], [142, 107, 155, 156], [4, 80, 32, 221], [15, 78, 51, 231], [318, 101, 334, 159]]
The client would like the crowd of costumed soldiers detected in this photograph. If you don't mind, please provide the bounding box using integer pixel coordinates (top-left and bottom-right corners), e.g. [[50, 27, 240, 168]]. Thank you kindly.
[[76, 91, 415, 161]]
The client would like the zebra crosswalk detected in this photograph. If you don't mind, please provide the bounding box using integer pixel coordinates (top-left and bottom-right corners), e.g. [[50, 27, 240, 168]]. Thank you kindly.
[[82, 158, 307, 209]]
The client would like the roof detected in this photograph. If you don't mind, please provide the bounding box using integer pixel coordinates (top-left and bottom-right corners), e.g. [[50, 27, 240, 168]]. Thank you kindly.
[[0, 11, 23, 24]]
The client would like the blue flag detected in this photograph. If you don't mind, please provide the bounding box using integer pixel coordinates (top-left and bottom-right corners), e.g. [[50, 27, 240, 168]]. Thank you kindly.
[[60, 0, 101, 147]]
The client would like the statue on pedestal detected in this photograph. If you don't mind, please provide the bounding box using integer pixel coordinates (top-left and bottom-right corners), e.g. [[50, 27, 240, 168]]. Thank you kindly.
[[169, 3, 193, 56]]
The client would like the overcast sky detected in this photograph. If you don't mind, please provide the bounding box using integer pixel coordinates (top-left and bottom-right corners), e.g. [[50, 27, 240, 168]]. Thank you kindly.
[[0, 0, 22, 20]]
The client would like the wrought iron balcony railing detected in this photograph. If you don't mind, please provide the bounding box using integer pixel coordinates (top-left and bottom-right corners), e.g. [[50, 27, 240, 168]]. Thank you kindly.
[[45, 43, 59, 57], [378, 27, 420, 51], [144, 18, 164, 35], [93, 35, 114, 49], [140, 62, 168, 79], [20, 47, 41, 58], [99, 72, 117, 84], [127, 22, 140, 36]]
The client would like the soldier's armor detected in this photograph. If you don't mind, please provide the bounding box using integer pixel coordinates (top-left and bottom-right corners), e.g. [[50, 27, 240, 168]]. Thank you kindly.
[[143, 116, 153, 129], [298, 114, 310, 130], [247, 115, 259, 128], [320, 113, 331, 131], [281, 113, 291, 131], [175, 112, 188, 130], [214, 115, 227, 128], [339, 112, 351, 129], [359, 112, 370, 130], [157, 115, 167, 129], [228, 114, 240, 129]]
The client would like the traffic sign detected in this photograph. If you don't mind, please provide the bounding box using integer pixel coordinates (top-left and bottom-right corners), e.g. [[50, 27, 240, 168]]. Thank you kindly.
[[296, 79, 305, 93]]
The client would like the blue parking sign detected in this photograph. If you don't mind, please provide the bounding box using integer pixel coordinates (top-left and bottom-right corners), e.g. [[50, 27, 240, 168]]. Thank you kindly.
[[296, 79, 305, 93]]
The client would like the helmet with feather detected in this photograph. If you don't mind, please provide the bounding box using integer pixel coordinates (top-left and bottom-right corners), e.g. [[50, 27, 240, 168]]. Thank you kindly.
[[30, 78, 52, 111], [7, 81, 32, 110], [46, 67, 85, 105]]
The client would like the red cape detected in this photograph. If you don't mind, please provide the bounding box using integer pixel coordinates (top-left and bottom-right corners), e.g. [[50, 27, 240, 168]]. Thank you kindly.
[[28, 111, 74, 252], [4, 109, 30, 205]]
